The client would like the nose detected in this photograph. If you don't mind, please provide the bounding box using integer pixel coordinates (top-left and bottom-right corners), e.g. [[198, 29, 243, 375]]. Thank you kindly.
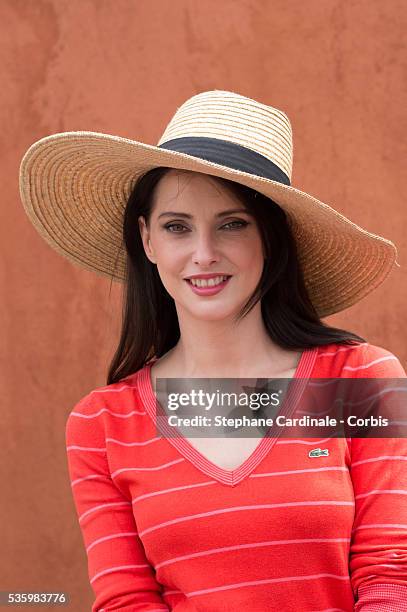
[[191, 228, 221, 266]]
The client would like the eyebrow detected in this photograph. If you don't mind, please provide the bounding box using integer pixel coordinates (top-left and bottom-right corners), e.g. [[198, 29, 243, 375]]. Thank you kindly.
[[157, 208, 252, 220]]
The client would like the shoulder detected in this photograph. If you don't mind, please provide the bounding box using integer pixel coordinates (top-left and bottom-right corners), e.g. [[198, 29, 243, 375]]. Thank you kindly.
[[315, 341, 406, 377], [65, 368, 146, 444]]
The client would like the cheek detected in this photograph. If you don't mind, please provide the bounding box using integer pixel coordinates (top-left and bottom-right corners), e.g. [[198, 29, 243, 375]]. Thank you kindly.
[[154, 244, 187, 284], [232, 238, 264, 270]]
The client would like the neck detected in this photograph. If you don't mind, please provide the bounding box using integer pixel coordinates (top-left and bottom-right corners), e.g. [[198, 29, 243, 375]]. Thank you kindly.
[[166, 301, 296, 377]]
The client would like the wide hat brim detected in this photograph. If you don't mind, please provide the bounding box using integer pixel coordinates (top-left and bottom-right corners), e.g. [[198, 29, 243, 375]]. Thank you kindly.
[[19, 130, 398, 319]]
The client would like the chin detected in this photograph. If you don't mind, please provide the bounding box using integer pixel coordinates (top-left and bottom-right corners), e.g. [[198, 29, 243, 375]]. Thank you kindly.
[[189, 304, 238, 322]]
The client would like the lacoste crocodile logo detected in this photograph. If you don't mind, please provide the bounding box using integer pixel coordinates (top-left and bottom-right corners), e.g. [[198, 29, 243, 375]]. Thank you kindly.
[[308, 448, 329, 458]]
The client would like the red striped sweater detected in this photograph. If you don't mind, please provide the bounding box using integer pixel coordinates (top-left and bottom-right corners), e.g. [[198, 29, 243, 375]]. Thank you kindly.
[[65, 342, 407, 611]]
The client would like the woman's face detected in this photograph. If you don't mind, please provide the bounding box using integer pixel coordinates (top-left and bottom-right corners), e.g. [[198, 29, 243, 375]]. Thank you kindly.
[[138, 169, 265, 322]]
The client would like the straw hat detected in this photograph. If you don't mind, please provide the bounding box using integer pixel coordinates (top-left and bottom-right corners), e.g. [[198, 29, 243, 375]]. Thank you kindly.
[[19, 89, 398, 318]]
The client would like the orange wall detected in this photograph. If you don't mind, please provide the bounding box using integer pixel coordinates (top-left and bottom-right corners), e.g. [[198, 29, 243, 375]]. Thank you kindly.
[[2, 1, 406, 609]]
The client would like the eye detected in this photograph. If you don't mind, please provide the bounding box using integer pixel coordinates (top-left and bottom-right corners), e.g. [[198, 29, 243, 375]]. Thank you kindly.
[[222, 220, 248, 230], [164, 223, 187, 233], [163, 220, 249, 233]]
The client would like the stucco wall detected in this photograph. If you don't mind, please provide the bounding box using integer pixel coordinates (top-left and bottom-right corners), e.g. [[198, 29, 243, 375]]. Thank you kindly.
[[2, 1, 406, 609]]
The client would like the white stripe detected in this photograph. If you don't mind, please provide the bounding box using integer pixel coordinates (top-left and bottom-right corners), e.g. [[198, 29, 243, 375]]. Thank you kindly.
[[105, 436, 162, 446], [252, 467, 348, 478], [296, 406, 336, 416], [90, 563, 151, 583], [317, 344, 367, 357], [70, 407, 146, 418], [355, 489, 407, 500], [345, 385, 407, 407], [132, 468, 348, 504], [111, 458, 185, 478], [276, 436, 337, 445], [139, 501, 354, 537], [155, 537, 350, 570], [99, 608, 165, 612], [67, 445, 106, 452], [308, 380, 343, 387], [99, 607, 165, 612], [351, 455, 407, 467], [183, 572, 350, 597], [310, 609, 347, 612], [90, 384, 137, 394], [133, 480, 216, 503], [343, 355, 398, 371], [71, 474, 107, 487], [87, 531, 138, 553], [352, 523, 407, 532], [79, 501, 131, 522]]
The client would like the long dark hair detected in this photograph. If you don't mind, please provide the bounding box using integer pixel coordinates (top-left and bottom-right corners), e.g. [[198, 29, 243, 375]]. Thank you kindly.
[[107, 167, 365, 384]]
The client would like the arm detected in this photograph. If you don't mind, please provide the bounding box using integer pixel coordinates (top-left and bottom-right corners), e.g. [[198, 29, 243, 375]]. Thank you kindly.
[[65, 395, 170, 612], [350, 436, 407, 611], [349, 345, 407, 611]]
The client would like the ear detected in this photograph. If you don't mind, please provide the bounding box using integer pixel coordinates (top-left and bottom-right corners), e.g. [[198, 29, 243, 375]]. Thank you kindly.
[[138, 216, 157, 264]]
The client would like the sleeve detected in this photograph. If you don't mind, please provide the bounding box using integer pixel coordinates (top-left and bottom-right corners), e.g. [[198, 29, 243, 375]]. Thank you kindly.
[[65, 395, 170, 612], [348, 344, 407, 611]]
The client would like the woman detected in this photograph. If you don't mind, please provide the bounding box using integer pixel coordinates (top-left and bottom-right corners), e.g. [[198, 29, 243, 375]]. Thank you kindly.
[[19, 90, 407, 611]]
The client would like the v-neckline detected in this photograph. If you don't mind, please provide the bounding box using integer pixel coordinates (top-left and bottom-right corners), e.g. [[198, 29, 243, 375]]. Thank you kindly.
[[138, 347, 319, 487]]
